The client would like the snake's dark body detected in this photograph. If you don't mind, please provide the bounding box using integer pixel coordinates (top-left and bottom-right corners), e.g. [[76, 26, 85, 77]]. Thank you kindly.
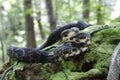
[[7, 24, 115, 63], [8, 46, 55, 63], [38, 21, 92, 50]]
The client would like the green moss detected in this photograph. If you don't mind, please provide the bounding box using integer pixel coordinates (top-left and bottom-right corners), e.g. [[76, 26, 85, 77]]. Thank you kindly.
[[62, 61, 76, 71], [50, 69, 89, 80], [8, 62, 27, 80], [82, 26, 120, 72], [2, 25, 120, 80], [50, 25, 120, 80]]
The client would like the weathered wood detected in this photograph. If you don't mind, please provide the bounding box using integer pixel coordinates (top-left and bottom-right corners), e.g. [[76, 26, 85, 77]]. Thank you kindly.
[[107, 42, 120, 80]]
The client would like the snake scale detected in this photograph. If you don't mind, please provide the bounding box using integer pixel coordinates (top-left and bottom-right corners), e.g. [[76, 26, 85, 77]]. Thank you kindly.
[[7, 24, 115, 63]]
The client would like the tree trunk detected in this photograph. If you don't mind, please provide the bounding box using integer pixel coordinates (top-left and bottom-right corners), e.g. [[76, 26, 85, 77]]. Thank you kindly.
[[82, 0, 90, 21], [24, 0, 36, 48], [96, 0, 102, 25], [0, 8, 5, 63], [45, 0, 57, 31], [35, 0, 45, 40]]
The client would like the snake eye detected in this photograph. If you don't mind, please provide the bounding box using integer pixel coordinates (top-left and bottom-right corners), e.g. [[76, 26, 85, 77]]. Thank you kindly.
[[70, 37, 73, 40], [61, 30, 69, 37], [64, 34, 68, 37]]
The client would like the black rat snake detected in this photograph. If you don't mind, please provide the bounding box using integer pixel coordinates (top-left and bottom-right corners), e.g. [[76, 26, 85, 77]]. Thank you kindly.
[[2, 23, 116, 80], [7, 24, 116, 63]]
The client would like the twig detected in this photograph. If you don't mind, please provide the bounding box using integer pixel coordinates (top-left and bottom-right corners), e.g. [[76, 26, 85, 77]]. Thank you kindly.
[[60, 61, 69, 80], [61, 69, 69, 80], [1, 61, 19, 80]]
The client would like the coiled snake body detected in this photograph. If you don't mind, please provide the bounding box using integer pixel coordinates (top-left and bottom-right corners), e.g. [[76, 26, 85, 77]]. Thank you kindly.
[[7, 25, 115, 63]]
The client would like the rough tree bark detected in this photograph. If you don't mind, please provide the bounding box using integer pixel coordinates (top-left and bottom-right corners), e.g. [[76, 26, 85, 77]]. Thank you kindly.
[[82, 0, 90, 21], [45, 0, 57, 31], [24, 0, 36, 48]]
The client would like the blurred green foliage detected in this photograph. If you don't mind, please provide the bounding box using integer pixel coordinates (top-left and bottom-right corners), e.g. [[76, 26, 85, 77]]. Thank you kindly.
[[0, 0, 117, 46], [0, 0, 119, 66], [0, 0, 120, 79]]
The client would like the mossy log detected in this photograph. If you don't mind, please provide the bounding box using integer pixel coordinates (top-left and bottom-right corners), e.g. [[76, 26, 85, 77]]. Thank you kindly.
[[0, 24, 120, 80]]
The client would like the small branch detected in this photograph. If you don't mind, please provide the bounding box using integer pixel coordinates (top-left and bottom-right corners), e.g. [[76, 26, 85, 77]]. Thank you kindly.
[[1, 61, 18, 80]]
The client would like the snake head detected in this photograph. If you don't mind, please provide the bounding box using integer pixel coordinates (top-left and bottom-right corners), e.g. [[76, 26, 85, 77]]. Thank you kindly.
[[61, 27, 79, 42]]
